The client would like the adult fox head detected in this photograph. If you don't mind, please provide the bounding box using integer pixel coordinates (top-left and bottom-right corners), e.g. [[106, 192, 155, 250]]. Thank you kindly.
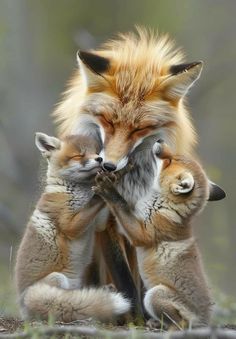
[[54, 29, 202, 171]]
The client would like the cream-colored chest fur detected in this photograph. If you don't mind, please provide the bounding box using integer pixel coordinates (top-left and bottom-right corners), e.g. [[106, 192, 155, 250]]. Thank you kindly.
[[32, 209, 60, 262], [62, 226, 95, 288], [135, 189, 160, 221], [135, 189, 184, 225], [63, 206, 109, 289], [93, 207, 109, 232]]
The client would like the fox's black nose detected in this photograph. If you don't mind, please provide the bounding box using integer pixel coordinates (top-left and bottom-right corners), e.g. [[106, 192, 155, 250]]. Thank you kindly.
[[95, 157, 103, 163], [103, 162, 117, 172]]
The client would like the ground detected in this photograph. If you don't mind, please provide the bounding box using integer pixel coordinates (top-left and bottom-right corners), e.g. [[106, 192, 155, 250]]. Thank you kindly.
[[0, 317, 236, 338], [0, 260, 235, 338]]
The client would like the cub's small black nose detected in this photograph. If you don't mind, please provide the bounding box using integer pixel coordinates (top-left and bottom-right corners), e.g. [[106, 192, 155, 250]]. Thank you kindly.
[[95, 157, 103, 163], [103, 162, 117, 172]]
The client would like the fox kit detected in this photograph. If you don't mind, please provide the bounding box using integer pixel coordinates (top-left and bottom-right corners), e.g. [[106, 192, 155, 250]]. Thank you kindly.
[[15, 133, 130, 322], [93, 141, 225, 328], [53, 28, 204, 301]]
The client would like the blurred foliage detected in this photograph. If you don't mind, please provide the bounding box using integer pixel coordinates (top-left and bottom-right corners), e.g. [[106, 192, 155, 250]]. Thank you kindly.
[[0, 0, 235, 320]]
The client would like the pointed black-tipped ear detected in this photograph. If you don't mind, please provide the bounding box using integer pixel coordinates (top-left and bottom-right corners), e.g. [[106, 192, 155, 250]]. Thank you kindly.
[[77, 51, 110, 88], [170, 62, 202, 76], [77, 51, 110, 75], [208, 181, 226, 201], [162, 61, 203, 99]]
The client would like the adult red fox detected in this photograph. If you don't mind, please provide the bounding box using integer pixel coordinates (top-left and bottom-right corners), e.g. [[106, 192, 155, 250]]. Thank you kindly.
[[53, 28, 204, 312], [15, 133, 130, 322], [93, 140, 225, 328]]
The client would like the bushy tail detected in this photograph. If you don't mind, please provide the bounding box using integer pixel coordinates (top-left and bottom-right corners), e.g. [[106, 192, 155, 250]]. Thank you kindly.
[[21, 282, 130, 322]]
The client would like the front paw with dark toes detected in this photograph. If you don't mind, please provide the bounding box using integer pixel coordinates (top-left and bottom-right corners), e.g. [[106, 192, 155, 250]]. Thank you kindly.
[[93, 172, 117, 200], [95, 172, 115, 189], [96, 171, 117, 184]]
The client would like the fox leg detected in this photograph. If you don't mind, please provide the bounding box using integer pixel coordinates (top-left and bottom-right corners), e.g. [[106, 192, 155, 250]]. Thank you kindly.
[[98, 220, 145, 323], [93, 173, 154, 247], [93, 175, 146, 321], [60, 196, 105, 239], [144, 285, 192, 329]]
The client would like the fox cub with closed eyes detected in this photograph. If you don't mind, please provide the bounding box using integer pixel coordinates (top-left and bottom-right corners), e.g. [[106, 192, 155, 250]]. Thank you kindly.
[[15, 133, 130, 322], [94, 140, 225, 329]]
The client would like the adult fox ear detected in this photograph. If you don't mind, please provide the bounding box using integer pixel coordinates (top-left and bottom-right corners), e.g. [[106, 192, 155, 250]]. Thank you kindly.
[[35, 132, 61, 157], [77, 50, 110, 88], [162, 61, 203, 99], [208, 181, 226, 201]]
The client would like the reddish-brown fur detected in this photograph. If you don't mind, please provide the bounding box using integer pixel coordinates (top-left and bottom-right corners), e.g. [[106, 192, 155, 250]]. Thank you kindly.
[[93, 143, 213, 328], [52, 28, 203, 307], [15, 134, 130, 322]]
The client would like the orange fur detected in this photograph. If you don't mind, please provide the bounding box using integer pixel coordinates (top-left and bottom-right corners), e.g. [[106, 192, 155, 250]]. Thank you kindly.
[[15, 134, 131, 322], [53, 28, 198, 156], [93, 144, 214, 328], [52, 28, 202, 309]]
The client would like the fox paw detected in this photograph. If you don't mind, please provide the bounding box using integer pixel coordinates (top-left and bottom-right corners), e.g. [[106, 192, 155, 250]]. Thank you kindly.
[[94, 172, 115, 193], [93, 172, 121, 202], [96, 171, 117, 184]]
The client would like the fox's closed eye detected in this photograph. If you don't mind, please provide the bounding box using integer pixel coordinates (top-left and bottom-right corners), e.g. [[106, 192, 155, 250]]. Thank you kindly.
[[129, 125, 158, 137], [69, 154, 84, 160], [99, 115, 114, 131]]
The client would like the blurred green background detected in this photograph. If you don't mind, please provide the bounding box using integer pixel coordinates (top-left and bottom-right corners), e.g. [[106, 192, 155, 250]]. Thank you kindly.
[[0, 0, 235, 322]]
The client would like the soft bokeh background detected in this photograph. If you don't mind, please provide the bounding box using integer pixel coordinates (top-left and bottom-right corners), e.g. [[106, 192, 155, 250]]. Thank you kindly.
[[0, 0, 235, 321]]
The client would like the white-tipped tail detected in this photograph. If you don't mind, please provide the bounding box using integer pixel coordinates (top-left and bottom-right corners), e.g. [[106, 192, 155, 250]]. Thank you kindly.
[[21, 282, 130, 322]]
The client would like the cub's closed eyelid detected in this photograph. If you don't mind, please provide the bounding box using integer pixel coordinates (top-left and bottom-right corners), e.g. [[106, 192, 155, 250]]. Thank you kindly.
[[69, 154, 84, 160]]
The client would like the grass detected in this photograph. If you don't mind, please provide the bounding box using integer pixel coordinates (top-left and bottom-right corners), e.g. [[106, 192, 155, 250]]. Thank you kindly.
[[0, 256, 235, 336], [0, 261, 18, 317], [212, 290, 236, 326]]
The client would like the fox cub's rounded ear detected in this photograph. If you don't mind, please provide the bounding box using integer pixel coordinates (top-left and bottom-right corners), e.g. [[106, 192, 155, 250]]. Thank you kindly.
[[171, 172, 195, 195], [35, 132, 61, 157], [208, 181, 226, 201]]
